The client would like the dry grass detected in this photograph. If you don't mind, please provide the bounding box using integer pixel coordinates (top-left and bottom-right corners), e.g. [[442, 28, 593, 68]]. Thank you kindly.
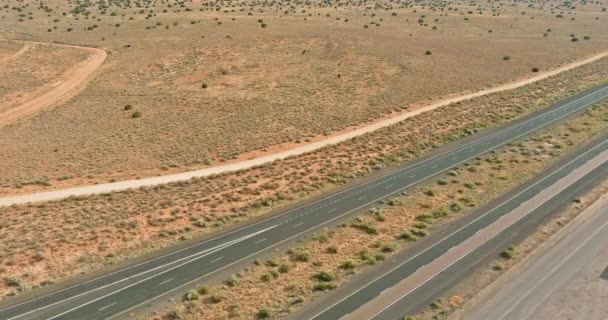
[[0, 0, 607, 190], [141, 100, 608, 320], [0, 53, 606, 299]]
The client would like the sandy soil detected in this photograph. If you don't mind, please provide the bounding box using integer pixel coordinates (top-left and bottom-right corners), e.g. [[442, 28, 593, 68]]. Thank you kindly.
[[0, 0, 606, 189], [0, 42, 30, 64], [138, 101, 608, 320], [0, 41, 107, 126], [1, 92, 606, 309], [348, 146, 608, 320], [0, 49, 605, 201]]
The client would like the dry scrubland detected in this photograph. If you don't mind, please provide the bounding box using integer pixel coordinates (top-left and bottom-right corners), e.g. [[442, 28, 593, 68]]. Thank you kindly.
[[0, 40, 91, 113], [0, 0, 607, 192], [142, 101, 608, 320], [0, 53, 606, 299]]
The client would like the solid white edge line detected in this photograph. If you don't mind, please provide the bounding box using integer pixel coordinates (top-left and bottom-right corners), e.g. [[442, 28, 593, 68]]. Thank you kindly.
[[5, 226, 277, 320], [309, 141, 607, 320], [158, 278, 174, 286], [366, 148, 608, 319], [4, 86, 606, 319], [97, 302, 116, 312], [494, 217, 608, 320]]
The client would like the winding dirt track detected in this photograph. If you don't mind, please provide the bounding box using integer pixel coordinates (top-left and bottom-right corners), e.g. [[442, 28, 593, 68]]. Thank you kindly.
[[0, 42, 31, 64], [0, 46, 606, 206], [0, 40, 107, 127]]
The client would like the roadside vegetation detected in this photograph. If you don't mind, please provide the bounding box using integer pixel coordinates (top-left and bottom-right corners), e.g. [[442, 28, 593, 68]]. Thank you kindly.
[[0, 54, 607, 299], [144, 100, 608, 319]]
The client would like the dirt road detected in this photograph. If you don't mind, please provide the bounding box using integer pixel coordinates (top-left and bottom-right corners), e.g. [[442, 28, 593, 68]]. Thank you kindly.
[[0, 42, 30, 64], [0, 43, 605, 204], [0, 40, 107, 127]]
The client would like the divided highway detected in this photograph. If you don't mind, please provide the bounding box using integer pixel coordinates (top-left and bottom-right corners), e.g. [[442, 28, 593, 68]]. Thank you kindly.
[[466, 192, 608, 320], [316, 136, 607, 320], [1, 84, 607, 320]]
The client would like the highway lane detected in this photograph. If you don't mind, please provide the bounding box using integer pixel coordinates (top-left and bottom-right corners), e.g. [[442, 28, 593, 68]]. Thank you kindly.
[[305, 135, 608, 320], [465, 192, 608, 320], [1, 84, 607, 320]]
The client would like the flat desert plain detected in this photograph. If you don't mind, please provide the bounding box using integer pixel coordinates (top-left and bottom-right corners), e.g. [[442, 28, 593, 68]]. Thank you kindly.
[[0, 0, 606, 194]]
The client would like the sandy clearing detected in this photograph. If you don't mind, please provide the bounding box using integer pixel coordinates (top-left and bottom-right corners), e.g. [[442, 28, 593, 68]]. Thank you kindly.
[[0, 42, 30, 64], [0, 49, 606, 207], [0, 40, 107, 127]]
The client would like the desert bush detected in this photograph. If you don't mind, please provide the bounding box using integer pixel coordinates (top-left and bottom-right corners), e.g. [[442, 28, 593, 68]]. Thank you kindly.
[[313, 281, 337, 291], [399, 230, 418, 241], [183, 289, 199, 301], [224, 275, 238, 287], [257, 308, 271, 319], [340, 260, 355, 270], [315, 271, 336, 282]]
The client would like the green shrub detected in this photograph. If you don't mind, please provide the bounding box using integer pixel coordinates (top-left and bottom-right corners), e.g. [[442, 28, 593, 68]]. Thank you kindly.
[[326, 245, 338, 254], [183, 289, 199, 301], [412, 222, 428, 229], [315, 271, 336, 282], [399, 231, 418, 241], [224, 275, 238, 287], [416, 214, 433, 223], [381, 242, 398, 252], [278, 263, 290, 273], [257, 308, 271, 319], [340, 260, 355, 270], [411, 228, 429, 237], [313, 281, 337, 291]]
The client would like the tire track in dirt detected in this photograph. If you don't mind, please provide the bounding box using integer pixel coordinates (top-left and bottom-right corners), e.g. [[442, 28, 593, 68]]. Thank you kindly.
[[0, 42, 30, 64], [0, 40, 107, 127]]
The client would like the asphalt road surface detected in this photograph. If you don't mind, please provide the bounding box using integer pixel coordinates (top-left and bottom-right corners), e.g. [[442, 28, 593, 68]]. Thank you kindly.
[[1, 85, 607, 320], [300, 135, 608, 320], [465, 192, 608, 320]]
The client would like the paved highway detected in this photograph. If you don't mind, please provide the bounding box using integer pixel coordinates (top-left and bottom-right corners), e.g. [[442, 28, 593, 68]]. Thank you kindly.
[[0, 85, 607, 320], [465, 191, 608, 320], [338, 139, 607, 320]]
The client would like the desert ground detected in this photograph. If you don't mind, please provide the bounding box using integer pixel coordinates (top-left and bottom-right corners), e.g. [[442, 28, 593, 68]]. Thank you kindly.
[[0, 52, 606, 301], [0, 0, 606, 194], [1, 0, 608, 318]]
